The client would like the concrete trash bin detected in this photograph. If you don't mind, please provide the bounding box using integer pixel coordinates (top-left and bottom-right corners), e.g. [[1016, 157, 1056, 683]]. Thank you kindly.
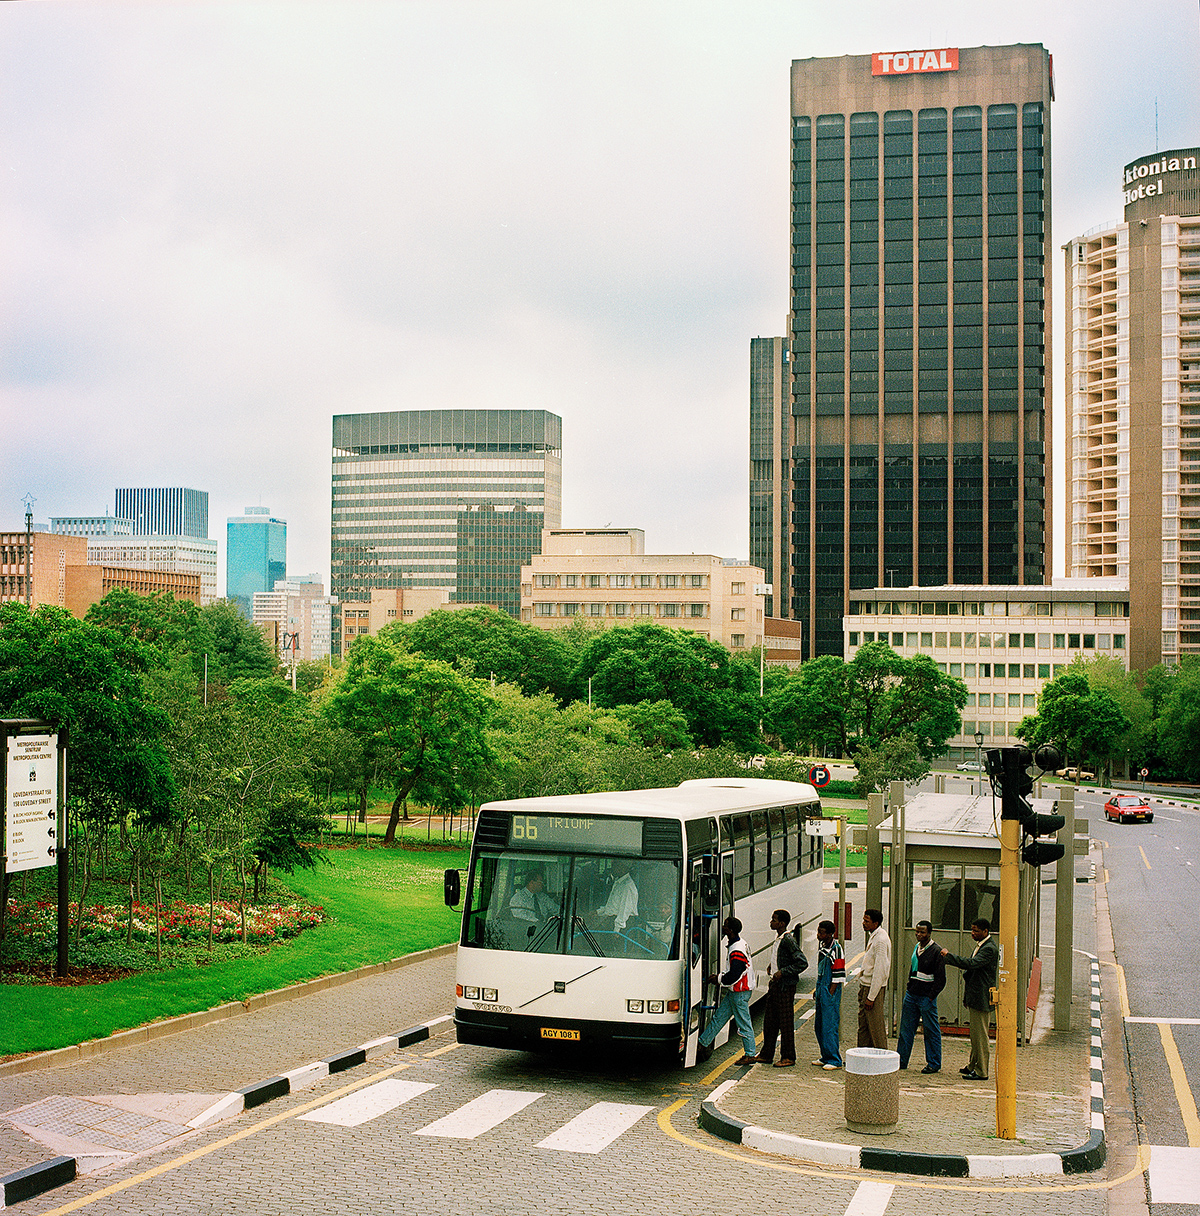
[[843, 1047, 900, 1133]]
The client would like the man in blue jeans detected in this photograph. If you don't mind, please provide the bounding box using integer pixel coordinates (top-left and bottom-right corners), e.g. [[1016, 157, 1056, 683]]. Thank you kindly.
[[698, 916, 757, 1065], [896, 919, 946, 1074], [813, 919, 845, 1069]]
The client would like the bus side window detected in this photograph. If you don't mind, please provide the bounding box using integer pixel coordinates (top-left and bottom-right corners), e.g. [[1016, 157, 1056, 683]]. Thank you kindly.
[[783, 805, 800, 877], [732, 813, 752, 899], [751, 810, 769, 892], [768, 807, 785, 884]]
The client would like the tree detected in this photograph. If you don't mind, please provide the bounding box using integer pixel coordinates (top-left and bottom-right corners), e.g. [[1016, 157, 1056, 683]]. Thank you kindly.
[[1157, 656, 1200, 782], [574, 623, 758, 747], [612, 699, 692, 750], [0, 602, 175, 819], [201, 600, 278, 683], [852, 733, 932, 797], [86, 589, 218, 684], [1017, 670, 1130, 779], [762, 642, 965, 760], [400, 606, 574, 700], [326, 629, 493, 844]]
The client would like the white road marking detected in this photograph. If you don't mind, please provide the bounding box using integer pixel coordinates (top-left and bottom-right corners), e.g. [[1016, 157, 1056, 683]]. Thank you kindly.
[[534, 1101, 654, 1153], [1148, 1145, 1200, 1203], [297, 1079, 437, 1127], [844, 1179, 894, 1215], [414, 1088, 543, 1138], [1125, 1017, 1200, 1025]]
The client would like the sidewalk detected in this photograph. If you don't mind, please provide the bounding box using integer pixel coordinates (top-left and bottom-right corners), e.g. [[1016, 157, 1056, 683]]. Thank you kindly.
[[702, 875, 1103, 1177]]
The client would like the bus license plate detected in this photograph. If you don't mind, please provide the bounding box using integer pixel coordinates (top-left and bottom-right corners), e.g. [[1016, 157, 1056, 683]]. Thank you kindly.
[[540, 1027, 580, 1041]]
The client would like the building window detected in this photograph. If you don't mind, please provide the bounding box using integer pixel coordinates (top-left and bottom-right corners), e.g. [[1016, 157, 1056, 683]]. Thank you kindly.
[[1053, 633, 1065, 648], [1023, 633, 1035, 648], [564, 574, 578, 588], [731, 608, 746, 621], [935, 632, 947, 646], [613, 603, 628, 617], [661, 574, 679, 588], [638, 574, 653, 588], [537, 574, 555, 587], [535, 603, 553, 617], [978, 693, 991, 708], [731, 634, 746, 647], [661, 603, 679, 617], [1023, 694, 1036, 707], [1037, 663, 1049, 678], [863, 631, 875, 642], [1009, 633, 1021, 648], [849, 631, 860, 646], [638, 602, 653, 615], [1083, 634, 1095, 648], [950, 632, 961, 647], [1114, 634, 1125, 649], [589, 603, 604, 616], [387, 609, 397, 617], [403, 609, 414, 617], [921, 632, 933, 647], [690, 574, 705, 587], [964, 663, 976, 677], [730, 582, 746, 595], [1068, 633, 1080, 648], [1023, 664, 1034, 678], [588, 574, 602, 588], [1008, 693, 1021, 708], [613, 574, 629, 588], [563, 603, 579, 616], [893, 632, 904, 646], [690, 604, 706, 618], [906, 633, 918, 647], [950, 663, 961, 676], [1098, 634, 1111, 650], [980, 663, 991, 677]]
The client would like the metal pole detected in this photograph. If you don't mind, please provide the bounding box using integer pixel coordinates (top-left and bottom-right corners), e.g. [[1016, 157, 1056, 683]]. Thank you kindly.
[[996, 815, 1020, 1139], [24, 500, 33, 608], [56, 726, 69, 977], [838, 815, 847, 945], [1054, 786, 1075, 1031]]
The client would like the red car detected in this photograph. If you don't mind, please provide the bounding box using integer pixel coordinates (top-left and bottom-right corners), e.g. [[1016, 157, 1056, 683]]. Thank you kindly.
[[1104, 795, 1154, 824]]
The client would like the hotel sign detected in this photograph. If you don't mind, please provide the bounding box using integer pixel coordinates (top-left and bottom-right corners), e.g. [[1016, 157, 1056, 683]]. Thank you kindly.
[[872, 48, 959, 76], [1123, 150, 1199, 206]]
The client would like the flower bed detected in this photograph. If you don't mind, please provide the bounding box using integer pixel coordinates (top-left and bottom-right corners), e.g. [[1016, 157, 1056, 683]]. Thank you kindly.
[[4, 898, 325, 947]]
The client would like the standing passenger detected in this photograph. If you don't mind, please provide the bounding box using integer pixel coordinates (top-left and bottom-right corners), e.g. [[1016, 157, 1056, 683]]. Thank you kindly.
[[756, 910, 805, 1066], [812, 919, 845, 1069], [896, 920, 945, 1073], [941, 917, 999, 1080], [857, 908, 891, 1049], [697, 917, 758, 1065]]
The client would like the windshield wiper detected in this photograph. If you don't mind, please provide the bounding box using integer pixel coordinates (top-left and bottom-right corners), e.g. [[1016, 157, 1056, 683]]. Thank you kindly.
[[525, 914, 562, 952]]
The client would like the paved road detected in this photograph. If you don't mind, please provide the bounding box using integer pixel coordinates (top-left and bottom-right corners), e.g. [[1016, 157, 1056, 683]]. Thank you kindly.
[[1090, 789, 1200, 1214]]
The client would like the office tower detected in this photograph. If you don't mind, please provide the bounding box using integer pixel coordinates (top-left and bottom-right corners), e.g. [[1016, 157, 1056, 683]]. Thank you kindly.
[[227, 507, 287, 617], [456, 503, 544, 617], [330, 410, 562, 615], [1065, 147, 1200, 672], [114, 488, 208, 539], [749, 336, 789, 621], [85, 534, 218, 605], [780, 45, 1052, 659]]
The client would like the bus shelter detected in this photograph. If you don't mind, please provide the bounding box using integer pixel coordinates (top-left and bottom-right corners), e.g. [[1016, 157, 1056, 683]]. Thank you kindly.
[[870, 791, 1066, 1042]]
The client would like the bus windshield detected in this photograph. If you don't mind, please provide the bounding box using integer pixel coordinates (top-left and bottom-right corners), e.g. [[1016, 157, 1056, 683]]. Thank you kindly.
[[462, 851, 681, 960]]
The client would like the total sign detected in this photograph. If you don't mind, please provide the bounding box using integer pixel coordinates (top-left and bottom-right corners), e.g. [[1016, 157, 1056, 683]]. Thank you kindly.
[[873, 48, 958, 76]]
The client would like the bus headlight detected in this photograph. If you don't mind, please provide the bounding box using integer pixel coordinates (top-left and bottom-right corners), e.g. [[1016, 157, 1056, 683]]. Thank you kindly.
[[647, 1000, 664, 1014], [482, 989, 498, 1002], [463, 986, 480, 1000], [627, 999, 644, 1013]]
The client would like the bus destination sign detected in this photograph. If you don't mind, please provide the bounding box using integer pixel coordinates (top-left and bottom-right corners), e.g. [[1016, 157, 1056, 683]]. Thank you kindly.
[[508, 814, 643, 855]]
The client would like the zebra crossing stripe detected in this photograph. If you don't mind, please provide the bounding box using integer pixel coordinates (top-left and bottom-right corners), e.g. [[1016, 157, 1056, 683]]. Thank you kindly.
[[298, 1079, 437, 1128], [844, 1180, 894, 1215], [534, 1102, 654, 1154], [415, 1089, 543, 1138]]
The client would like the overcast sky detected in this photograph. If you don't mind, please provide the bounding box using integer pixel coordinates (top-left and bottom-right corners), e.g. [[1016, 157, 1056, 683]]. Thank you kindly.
[[3, 0, 1198, 594]]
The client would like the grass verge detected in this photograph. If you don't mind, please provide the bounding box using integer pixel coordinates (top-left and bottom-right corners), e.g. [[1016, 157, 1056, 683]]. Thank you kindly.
[[0, 843, 466, 1058]]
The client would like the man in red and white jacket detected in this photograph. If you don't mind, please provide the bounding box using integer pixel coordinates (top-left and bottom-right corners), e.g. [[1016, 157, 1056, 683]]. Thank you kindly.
[[697, 916, 758, 1064]]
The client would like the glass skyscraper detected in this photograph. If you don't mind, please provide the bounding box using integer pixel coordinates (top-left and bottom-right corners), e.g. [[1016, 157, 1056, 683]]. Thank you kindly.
[[227, 507, 287, 617], [330, 410, 562, 613], [114, 487, 208, 539], [775, 45, 1052, 659]]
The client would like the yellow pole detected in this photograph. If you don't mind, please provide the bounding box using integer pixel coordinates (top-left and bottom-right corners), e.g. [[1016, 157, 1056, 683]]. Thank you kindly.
[[995, 816, 1019, 1139]]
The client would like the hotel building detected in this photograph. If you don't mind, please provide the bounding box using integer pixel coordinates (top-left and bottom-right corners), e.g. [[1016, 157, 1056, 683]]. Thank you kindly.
[[1065, 147, 1200, 670]]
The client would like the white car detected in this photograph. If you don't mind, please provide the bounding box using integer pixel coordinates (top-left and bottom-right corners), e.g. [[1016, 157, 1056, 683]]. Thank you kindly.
[[956, 761, 983, 772]]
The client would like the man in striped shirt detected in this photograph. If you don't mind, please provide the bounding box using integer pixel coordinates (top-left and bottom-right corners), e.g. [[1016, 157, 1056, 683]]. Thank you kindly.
[[813, 919, 845, 1068]]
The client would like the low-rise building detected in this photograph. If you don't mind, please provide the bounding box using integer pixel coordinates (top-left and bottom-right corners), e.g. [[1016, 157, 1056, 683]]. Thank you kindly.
[[84, 535, 218, 605], [337, 587, 483, 655], [253, 576, 336, 663], [844, 580, 1130, 763], [520, 529, 767, 652]]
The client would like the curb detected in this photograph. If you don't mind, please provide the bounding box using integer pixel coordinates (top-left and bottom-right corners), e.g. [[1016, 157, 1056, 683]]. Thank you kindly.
[[0, 942, 458, 1078], [0, 1017, 450, 1208], [697, 962, 1107, 1179]]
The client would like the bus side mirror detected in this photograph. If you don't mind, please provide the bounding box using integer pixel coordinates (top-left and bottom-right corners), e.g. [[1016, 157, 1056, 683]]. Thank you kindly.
[[444, 869, 461, 907], [701, 874, 719, 912]]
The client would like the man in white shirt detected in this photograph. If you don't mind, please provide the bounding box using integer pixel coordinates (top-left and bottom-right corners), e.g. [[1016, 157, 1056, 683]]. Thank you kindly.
[[597, 859, 638, 931], [857, 907, 892, 1048], [510, 870, 556, 922]]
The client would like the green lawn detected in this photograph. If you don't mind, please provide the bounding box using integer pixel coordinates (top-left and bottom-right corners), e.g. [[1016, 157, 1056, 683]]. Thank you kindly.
[[0, 843, 467, 1057]]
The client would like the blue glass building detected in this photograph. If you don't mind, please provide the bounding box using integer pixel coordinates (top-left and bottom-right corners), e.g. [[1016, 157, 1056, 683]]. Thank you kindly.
[[227, 507, 287, 617]]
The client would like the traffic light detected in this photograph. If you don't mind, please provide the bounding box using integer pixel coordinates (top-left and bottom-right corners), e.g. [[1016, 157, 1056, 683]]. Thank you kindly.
[[995, 745, 1066, 866]]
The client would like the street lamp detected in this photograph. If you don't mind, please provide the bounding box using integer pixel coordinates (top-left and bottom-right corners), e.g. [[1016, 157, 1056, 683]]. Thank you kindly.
[[974, 730, 984, 796]]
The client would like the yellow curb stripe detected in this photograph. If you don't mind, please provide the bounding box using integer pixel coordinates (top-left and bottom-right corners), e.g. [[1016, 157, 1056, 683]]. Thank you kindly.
[[1116, 964, 1131, 1019], [1138, 846, 1151, 870], [657, 1099, 1151, 1192], [33, 1062, 413, 1215], [422, 1042, 460, 1057], [1157, 1022, 1200, 1147]]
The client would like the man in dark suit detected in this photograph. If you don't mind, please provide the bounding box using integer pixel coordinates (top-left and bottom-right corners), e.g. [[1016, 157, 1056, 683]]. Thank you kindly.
[[942, 916, 999, 1080]]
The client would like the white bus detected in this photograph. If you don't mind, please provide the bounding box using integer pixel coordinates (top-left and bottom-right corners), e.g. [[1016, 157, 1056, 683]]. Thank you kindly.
[[446, 777, 826, 1067]]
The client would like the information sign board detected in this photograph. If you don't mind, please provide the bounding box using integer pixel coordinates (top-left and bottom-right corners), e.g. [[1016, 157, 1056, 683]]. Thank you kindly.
[[804, 819, 839, 837], [5, 733, 58, 872]]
